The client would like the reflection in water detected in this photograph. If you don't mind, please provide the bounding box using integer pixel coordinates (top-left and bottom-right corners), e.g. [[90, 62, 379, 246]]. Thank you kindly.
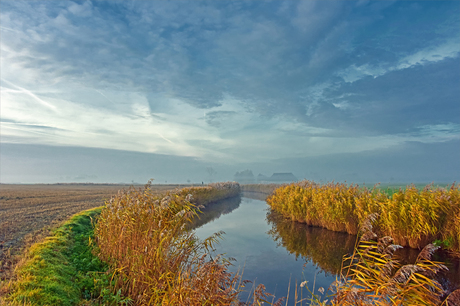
[[193, 197, 339, 304], [193, 197, 460, 303], [438, 251, 460, 295], [267, 209, 460, 296], [266, 210, 356, 275], [188, 195, 241, 230]]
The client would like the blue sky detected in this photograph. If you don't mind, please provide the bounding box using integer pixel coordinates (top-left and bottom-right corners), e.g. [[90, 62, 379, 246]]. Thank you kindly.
[[1, 0, 459, 184]]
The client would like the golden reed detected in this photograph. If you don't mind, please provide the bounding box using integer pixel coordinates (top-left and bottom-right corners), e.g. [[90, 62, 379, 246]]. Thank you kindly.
[[94, 182, 277, 305], [267, 181, 460, 251]]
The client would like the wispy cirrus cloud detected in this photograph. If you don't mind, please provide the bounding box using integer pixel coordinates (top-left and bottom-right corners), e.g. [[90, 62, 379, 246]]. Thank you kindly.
[[1, 0, 459, 170], [337, 39, 460, 83]]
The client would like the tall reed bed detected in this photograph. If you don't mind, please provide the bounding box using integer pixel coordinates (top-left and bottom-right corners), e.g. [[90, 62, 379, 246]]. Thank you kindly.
[[325, 213, 460, 306], [178, 181, 240, 207], [94, 182, 272, 305], [266, 181, 460, 251]]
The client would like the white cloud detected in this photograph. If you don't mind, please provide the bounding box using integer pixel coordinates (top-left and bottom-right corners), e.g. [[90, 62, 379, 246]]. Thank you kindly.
[[1, 0, 458, 168], [336, 63, 388, 83], [338, 39, 460, 83], [67, 1, 93, 17], [1, 79, 57, 111], [332, 101, 350, 110], [397, 39, 460, 69]]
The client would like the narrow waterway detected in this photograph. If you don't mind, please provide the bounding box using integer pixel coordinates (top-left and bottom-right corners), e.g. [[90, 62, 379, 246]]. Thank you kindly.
[[193, 196, 348, 303], [193, 195, 460, 304]]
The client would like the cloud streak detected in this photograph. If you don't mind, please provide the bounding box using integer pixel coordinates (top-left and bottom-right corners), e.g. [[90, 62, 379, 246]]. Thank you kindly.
[[2, 79, 57, 111], [0, 0, 459, 181]]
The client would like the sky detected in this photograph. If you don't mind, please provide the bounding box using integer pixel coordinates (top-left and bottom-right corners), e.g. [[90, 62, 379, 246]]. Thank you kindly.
[[1, 0, 459, 184]]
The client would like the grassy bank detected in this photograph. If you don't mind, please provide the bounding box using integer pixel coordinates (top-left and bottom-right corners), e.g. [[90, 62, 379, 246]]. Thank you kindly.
[[2, 207, 110, 306], [2, 182, 253, 305], [4, 181, 460, 305], [93, 181, 275, 305], [267, 181, 460, 251]]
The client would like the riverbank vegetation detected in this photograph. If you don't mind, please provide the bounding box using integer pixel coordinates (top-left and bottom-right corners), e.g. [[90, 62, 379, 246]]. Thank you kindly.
[[3, 182, 263, 305], [0, 184, 185, 283], [179, 181, 240, 206], [94, 181, 280, 305], [267, 181, 460, 251], [94, 181, 248, 305], [4, 181, 460, 305], [316, 213, 460, 306], [3, 207, 111, 306]]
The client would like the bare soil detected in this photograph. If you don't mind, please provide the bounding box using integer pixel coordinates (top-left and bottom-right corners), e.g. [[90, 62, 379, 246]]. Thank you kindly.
[[0, 183, 182, 282]]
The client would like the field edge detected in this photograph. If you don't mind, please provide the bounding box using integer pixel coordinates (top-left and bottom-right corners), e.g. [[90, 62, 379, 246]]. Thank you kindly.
[[1, 206, 108, 306]]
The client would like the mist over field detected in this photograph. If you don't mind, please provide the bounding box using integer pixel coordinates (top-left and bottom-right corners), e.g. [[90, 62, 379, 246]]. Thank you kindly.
[[1, 0, 459, 184], [2, 140, 459, 184]]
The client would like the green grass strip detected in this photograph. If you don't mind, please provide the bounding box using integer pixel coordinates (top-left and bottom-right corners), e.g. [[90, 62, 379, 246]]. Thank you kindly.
[[5, 207, 108, 306]]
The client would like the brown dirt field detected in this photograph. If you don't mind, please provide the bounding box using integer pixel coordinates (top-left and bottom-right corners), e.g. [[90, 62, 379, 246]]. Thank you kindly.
[[0, 183, 183, 282]]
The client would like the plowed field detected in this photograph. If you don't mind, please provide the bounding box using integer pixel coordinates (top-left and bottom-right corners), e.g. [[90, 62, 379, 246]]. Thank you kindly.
[[0, 184, 181, 281]]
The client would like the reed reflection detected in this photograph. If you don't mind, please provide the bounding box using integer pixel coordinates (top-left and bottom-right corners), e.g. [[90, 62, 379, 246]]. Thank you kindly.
[[188, 195, 242, 230], [267, 209, 460, 295], [266, 209, 355, 275]]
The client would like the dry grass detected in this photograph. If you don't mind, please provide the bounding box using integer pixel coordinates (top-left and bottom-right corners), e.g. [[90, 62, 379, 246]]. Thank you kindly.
[[0, 184, 180, 284], [267, 181, 460, 251], [179, 181, 241, 206], [327, 214, 458, 306], [93, 182, 263, 305]]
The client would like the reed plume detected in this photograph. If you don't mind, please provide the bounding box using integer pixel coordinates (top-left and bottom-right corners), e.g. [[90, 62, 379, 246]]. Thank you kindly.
[[330, 214, 449, 306], [94, 183, 250, 305]]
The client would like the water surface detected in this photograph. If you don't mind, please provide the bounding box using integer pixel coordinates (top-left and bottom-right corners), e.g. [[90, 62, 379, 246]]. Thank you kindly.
[[193, 195, 460, 304], [194, 197, 348, 303]]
